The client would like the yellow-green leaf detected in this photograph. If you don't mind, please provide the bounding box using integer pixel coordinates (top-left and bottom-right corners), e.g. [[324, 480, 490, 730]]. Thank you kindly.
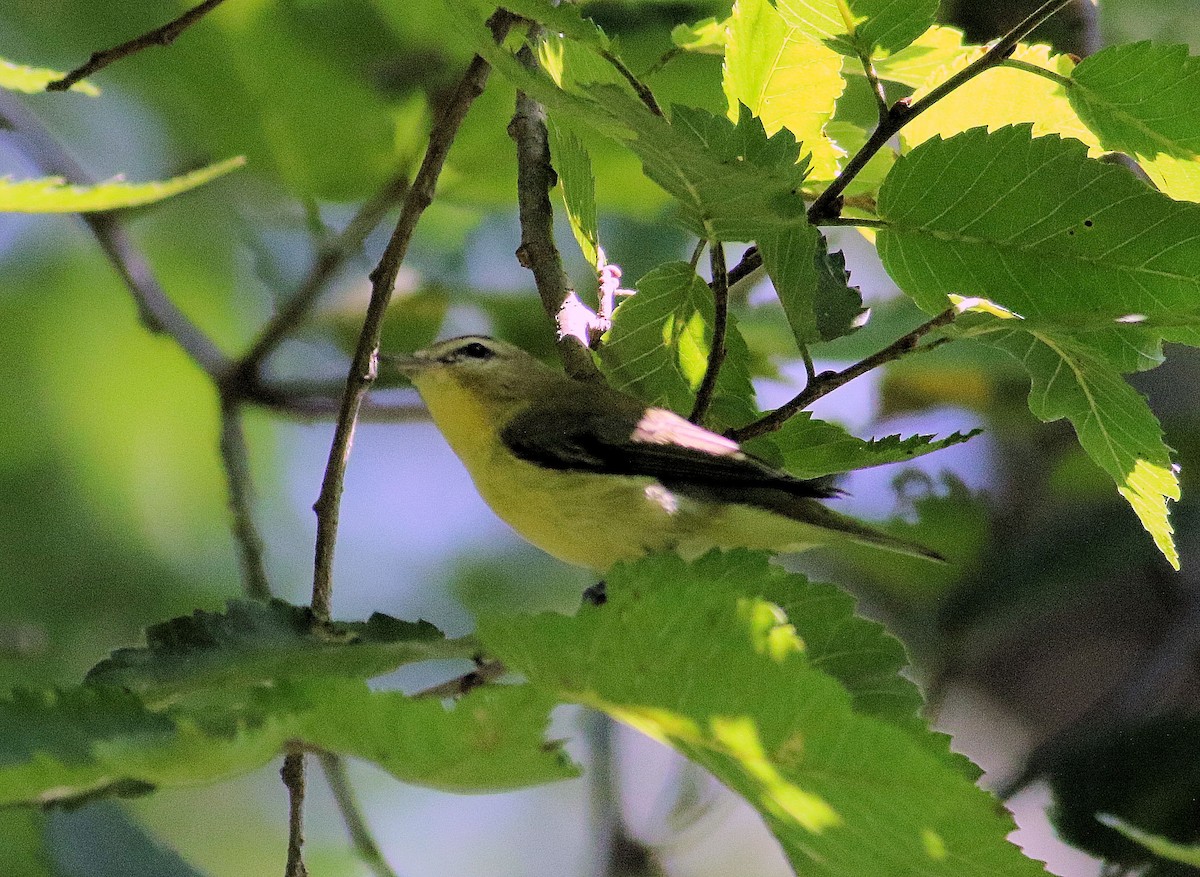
[[724, 0, 846, 181], [0, 57, 99, 96], [901, 43, 1100, 153], [0, 157, 245, 213]]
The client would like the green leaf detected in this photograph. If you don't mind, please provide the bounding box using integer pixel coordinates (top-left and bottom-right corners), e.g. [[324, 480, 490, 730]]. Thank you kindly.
[[0, 680, 573, 807], [723, 0, 846, 180], [0, 810, 52, 876], [601, 261, 758, 429], [987, 328, 1179, 568], [0, 157, 245, 213], [758, 223, 823, 345], [671, 17, 728, 54], [774, 0, 938, 56], [812, 234, 867, 341], [0, 56, 98, 95], [1097, 814, 1200, 867], [900, 44, 1099, 153], [604, 96, 811, 240], [877, 126, 1200, 325], [480, 551, 1044, 876], [548, 120, 600, 268], [1069, 42, 1200, 202], [85, 599, 473, 706], [872, 25, 973, 87], [752, 413, 980, 479]]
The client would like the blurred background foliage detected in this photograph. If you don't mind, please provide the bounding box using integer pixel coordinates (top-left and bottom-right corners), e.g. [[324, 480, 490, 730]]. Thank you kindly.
[[2, 1, 1200, 875]]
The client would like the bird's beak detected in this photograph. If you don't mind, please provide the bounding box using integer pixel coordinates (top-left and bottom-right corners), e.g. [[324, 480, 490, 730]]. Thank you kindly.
[[378, 351, 431, 378]]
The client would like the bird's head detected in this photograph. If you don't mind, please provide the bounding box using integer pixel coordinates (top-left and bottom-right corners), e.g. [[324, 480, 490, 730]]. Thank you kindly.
[[384, 335, 562, 415]]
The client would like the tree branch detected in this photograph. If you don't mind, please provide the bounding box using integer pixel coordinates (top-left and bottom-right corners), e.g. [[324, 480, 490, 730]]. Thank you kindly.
[[412, 659, 507, 699], [218, 396, 272, 601], [318, 753, 401, 877], [281, 752, 309, 877], [0, 89, 230, 379], [47, 0, 230, 91], [806, 0, 1074, 223], [235, 172, 413, 383], [510, 38, 604, 383], [729, 308, 956, 442], [310, 9, 516, 622], [689, 243, 727, 425]]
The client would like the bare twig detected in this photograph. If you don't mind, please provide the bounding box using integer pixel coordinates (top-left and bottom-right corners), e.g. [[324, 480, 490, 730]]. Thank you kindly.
[[218, 396, 272, 600], [599, 49, 663, 117], [0, 90, 230, 378], [281, 752, 309, 877], [236, 172, 412, 382], [310, 9, 516, 621], [806, 0, 1074, 223], [729, 308, 956, 441], [413, 660, 507, 699], [319, 753, 401, 877], [689, 243, 727, 425], [47, 0, 230, 91], [510, 39, 604, 383]]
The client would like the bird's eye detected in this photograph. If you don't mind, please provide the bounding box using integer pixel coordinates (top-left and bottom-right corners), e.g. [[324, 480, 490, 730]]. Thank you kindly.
[[459, 341, 494, 360]]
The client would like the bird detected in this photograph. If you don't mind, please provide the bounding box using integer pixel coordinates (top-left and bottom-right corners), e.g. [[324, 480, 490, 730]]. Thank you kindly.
[[387, 335, 943, 572]]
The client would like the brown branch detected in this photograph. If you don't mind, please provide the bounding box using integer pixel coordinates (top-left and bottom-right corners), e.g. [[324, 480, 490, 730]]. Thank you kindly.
[[599, 48, 663, 117], [0, 90, 230, 378], [510, 39, 604, 383], [413, 660, 507, 699], [689, 243, 727, 425], [806, 0, 1074, 223], [310, 9, 516, 621], [318, 753, 401, 877], [47, 0, 230, 91], [218, 396, 272, 600], [729, 308, 956, 442], [235, 172, 412, 382], [281, 752, 309, 877]]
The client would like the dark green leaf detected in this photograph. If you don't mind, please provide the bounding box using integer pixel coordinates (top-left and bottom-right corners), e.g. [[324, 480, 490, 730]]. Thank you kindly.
[[86, 599, 471, 706]]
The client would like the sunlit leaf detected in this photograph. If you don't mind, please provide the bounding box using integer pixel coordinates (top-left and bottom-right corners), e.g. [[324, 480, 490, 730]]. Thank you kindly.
[[774, 0, 938, 56], [480, 552, 1045, 876], [724, 0, 846, 180], [601, 261, 757, 430], [1069, 41, 1200, 202], [900, 44, 1099, 153], [671, 17, 728, 54], [549, 120, 600, 267], [987, 327, 1179, 568], [872, 25, 973, 87], [0, 157, 245, 213], [0, 56, 98, 95]]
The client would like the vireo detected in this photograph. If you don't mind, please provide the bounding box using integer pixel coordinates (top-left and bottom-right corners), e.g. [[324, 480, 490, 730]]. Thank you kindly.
[[389, 336, 942, 571]]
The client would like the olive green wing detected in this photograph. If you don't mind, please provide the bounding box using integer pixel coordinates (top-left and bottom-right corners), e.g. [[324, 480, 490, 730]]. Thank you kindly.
[[501, 402, 836, 499]]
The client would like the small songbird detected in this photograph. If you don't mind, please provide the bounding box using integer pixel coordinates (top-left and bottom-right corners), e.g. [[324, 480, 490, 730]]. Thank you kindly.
[[388, 335, 942, 571]]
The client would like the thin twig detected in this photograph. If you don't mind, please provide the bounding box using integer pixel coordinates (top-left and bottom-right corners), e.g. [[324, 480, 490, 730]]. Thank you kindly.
[[413, 660, 507, 699], [310, 9, 516, 622], [47, 0, 230, 91], [282, 752, 309, 877], [999, 57, 1075, 88], [599, 49, 663, 117], [806, 0, 1075, 223], [319, 753, 401, 877], [218, 396, 272, 601], [509, 37, 604, 383], [857, 50, 890, 126], [689, 243, 727, 425], [0, 90, 230, 378], [235, 172, 413, 382], [729, 308, 956, 441]]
